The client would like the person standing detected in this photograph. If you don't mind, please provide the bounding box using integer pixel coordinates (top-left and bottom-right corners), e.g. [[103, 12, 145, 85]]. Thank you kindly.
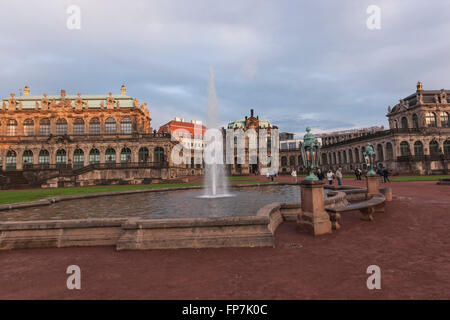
[[317, 168, 324, 181], [376, 164, 384, 183], [326, 170, 334, 185], [266, 171, 270, 181], [383, 167, 390, 183], [335, 167, 343, 186], [291, 169, 297, 183], [357, 168, 362, 180]]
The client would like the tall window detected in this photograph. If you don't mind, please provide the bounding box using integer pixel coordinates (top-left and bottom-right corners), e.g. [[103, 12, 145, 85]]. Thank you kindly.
[[120, 148, 132, 163], [56, 149, 66, 164], [6, 150, 17, 171], [105, 148, 116, 163], [401, 117, 408, 129], [355, 148, 360, 163], [38, 150, 50, 164], [429, 141, 439, 155], [154, 147, 164, 164], [121, 118, 132, 134], [105, 118, 117, 134], [425, 112, 437, 127], [56, 119, 68, 135], [289, 156, 295, 167], [23, 150, 33, 166], [414, 141, 424, 156], [400, 141, 410, 156], [441, 112, 449, 128], [40, 118, 50, 136], [138, 147, 149, 162], [386, 143, 393, 160], [89, 149, 100, 164], [24, 119, 34, 136], [376, 144, 384, 161], [281, 156, 287, 166], [89, 118, 100, 135], [348, 149, 353, 163], [7, 119, 17, 136], [444, 140, 450, 156], [73, 149, 84, 169], [412, 114, 419, 128], [73, 118, 85, 135], [343, 150, 347, 163]]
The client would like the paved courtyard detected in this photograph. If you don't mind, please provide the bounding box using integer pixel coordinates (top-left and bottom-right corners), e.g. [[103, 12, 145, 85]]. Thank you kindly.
[[0, 178, 449, 299]]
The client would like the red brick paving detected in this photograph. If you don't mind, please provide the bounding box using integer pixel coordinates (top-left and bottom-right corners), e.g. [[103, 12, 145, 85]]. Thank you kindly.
[[0, 177, 449, 299]]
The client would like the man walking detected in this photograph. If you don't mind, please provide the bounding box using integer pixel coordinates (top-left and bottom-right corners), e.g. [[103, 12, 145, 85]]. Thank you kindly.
[[383, 167, 390, 183], [335, 167, 343, 186]]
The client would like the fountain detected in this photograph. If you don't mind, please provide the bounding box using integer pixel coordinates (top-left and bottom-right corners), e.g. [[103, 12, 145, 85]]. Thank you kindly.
[[200, 66, 233, 198]]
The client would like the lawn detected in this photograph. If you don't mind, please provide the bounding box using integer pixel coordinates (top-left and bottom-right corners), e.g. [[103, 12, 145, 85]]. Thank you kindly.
[[0, 180, 270, 205], [389, 175, 449, 182]]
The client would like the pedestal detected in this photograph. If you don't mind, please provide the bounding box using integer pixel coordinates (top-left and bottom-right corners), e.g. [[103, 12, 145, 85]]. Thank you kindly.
[[297, 180, 332, 236], [366, 174, 380, 198]]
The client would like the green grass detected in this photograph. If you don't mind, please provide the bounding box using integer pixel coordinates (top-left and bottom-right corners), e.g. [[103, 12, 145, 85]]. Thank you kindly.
[[389, 175, 449, 182], [0, 179, 271, 205], [227, 176, 258, 181]]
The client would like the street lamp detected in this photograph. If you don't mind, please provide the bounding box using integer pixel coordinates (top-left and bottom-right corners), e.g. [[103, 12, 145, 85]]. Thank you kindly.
[[301, 127, 321, 181], [363, 143, 376, 175]]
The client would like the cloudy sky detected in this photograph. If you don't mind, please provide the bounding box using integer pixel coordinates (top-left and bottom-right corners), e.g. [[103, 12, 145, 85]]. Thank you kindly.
[[1, 0, 450, 137]]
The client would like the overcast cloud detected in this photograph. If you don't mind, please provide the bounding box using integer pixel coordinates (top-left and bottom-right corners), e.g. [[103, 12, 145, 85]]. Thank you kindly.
[[1, 0, 450, 137]]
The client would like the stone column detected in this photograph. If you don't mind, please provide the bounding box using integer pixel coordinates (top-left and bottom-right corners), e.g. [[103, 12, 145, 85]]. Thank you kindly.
[[366, 174, 380, 198], [298, 180, 332, 236]]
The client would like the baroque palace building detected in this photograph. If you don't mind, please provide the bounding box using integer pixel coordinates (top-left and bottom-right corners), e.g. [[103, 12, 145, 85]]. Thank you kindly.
[[0, 85, 192, 188], [319, 82, 450, 174]]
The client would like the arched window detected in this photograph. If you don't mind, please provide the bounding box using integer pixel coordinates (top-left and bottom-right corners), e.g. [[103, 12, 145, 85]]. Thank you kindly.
[[154, 147, 164, 165], [400, 141, 410, 156], [22, 150, 33, 166], [441, 112, 449, 128], [56, 149, 66, 165], [105, 118, 117, 134], [89, 118, 100, 135], [24, 119, 34, 136], [38, 150, 50, 165], [321, 153, 328, 165], [337, 152, 342, 164], [348, 149, 353, 164], [425, 112, 437, 127], [73, 149, 84, 169], [414, 141, 424, 156], [6, 150, 17, 171], [401, 117, 408, 129], [429, 141, 439, 155], [377, 144, 384, 161], [89, 148, 100, 164], [39, 118, 50, 136], [289, 156, 295, 167], [333, 152, 337, 164], [120, 148, 132, 163], [343, 150, 347, 163], [121, 118, 132, 134], [444, 140, 450, 156], [7, 119, 17, 136], [138, 147, 149, 163], [298, 155, 303, 167], [355, 148, 360, 163], [394, 120, 398, 129], [412, 114, 419, 129], [386, 143, 393, 160], [105, 148, 116, 163], [73, 118, 85, 135], [56, 118, 68, 135], [281, 156, 287, 167]]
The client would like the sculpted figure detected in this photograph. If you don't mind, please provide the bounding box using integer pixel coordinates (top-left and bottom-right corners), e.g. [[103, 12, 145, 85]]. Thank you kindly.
[[106, 92, 115, 109], [41, 94, 49, 109], [8, 93, 17, 110], [134, 98, 139, 108], [440, 89, 447, 103]]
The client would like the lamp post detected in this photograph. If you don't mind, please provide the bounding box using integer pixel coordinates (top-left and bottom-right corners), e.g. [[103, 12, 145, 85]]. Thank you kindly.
[[363, 143, 376, 175], [301, 127, 321, 181]]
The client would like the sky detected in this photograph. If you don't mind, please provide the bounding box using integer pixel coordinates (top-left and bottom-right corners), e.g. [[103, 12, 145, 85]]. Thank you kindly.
[[1, 0, 450, 137]]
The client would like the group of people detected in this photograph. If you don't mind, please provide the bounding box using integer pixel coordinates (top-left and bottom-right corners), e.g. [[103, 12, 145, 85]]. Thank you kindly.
[[376, 164, 390, 183], [322, 168, 343, 186]]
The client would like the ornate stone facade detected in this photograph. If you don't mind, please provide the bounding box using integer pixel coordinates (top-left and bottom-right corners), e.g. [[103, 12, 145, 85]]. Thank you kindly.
[[0, 86, 191, 187], [319, 82, 450, 174]]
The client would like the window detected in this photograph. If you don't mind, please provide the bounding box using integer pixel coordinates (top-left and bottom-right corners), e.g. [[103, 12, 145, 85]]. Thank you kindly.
[[289, 156, 295, 167], [343, 150, 347, 163], [56, 149, 66, 164], [73, 119, 85, 135], [401, 117, 408, 129], [288, 142, 296, 150], [281, 156, 287, 167], [154, 147, 164, 164], [7, 120, 17, 136], [6, 150, 17, 171], [120, 148, 132, 163], [73, 149, 84, 169], [40, 119, 50, 136], [24, 119, 34, 136], [38, 150, 50, 164], [355, 148, 360, 163], [23, 150, 33, 166], [121, 118, 132, 134], [138, 147, 149, 162], [56, 119, 68, 135], [105, 118, 117, 134], [348, 149, 353, 163], [89, 149, 100, 164], [400, 141, 410, 156], [376, 145, 384, 161], [386, 143, 393, 160], [441, 112, 449, 128], [414, 141, 424, 156], [280, 143, 287, 150], [425, 112, 437, 127], [105, 148, 116, 163], [444, 140, 450, 156], [429, 141, 439, 155], [89, 118, 100, 135]]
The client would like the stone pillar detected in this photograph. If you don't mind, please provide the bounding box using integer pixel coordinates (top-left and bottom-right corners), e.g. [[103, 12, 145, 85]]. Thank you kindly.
[[297, 180, 332, 236], [366, 174, 380, 198]]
